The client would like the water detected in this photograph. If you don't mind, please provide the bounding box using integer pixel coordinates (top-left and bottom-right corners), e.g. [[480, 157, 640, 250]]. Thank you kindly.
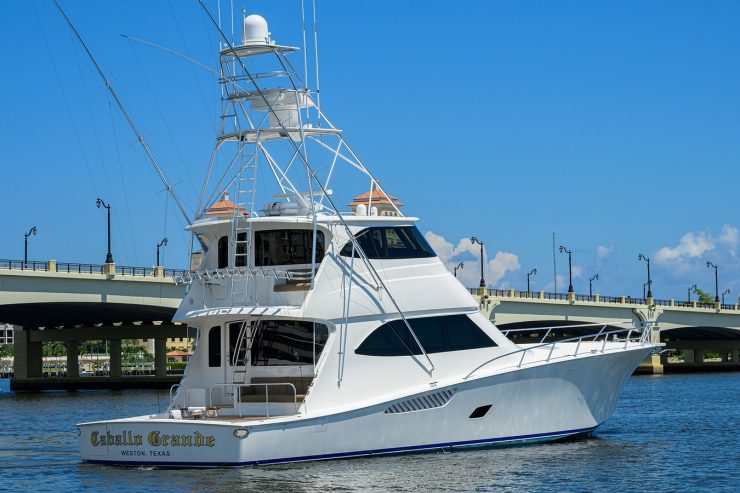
[[1, 373, 738, 492]]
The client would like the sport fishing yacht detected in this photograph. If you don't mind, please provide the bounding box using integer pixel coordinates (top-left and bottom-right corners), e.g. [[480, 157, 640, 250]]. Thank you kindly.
[[78, 6, 658, 467]]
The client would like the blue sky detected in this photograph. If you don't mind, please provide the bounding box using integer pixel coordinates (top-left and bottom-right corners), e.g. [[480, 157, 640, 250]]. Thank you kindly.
[[1, 1, 739, 301]]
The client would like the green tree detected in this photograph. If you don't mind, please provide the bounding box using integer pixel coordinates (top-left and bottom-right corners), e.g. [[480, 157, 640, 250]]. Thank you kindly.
[[0, 344, 14, 357], [121, 339, 149, 363], [693, 286, 715, 304], [43, 341, 67, 357]]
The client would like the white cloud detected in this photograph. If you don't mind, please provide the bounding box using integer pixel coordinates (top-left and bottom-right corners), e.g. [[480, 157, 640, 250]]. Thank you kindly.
[[596, 245, 613, 260], [719, 225, 739, 251], [571, 265, 584, 279], [543, 274, 566, 292], [452, 237, 480, 258], [424, 231, 454, 263], [655, 231, 714, 263], [488, 251, 521, 285], [424, 231, 520, 287]]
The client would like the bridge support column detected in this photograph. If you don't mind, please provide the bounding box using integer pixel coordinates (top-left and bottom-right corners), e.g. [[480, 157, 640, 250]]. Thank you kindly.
[[155, 338, 167, 377], [13, 327, 42, 379], [109, 339, 122, 377], [65, 340, 79, 378]]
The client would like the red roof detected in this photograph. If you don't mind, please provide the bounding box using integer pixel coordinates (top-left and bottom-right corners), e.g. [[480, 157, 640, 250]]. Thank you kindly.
[[206, 191, 248, 216], [166, 350, 189, 356], [349, 189, 402, 207]]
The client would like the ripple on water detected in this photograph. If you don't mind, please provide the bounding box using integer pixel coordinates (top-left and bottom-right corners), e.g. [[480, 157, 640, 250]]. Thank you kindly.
[[0, 374, 739, 491]]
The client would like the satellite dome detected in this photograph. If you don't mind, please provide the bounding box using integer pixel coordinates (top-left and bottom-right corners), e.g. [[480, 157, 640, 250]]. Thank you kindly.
[[243, 14, 270, 45]]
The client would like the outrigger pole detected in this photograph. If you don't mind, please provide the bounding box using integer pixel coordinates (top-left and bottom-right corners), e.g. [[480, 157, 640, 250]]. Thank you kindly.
[[52, 0, 193, 226]]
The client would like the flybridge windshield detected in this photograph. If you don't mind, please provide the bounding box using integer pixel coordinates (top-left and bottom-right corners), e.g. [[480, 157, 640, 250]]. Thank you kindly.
[[340, 226, 436, 260], [255, 229, 325, 266]]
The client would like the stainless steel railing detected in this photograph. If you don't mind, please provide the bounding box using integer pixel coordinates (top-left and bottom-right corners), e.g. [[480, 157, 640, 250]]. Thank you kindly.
[[208, 382, 298, 418], [465, 321, 655, 380]]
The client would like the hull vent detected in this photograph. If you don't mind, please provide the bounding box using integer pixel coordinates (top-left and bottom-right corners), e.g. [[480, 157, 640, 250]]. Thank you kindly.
[[384, 389, 455, 414]]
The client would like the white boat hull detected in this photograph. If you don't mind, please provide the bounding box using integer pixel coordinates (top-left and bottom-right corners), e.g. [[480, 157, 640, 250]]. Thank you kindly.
[[79, 346, 651, 467]]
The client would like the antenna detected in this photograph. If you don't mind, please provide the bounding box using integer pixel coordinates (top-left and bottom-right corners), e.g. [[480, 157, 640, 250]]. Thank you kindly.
[[312, 0, 322, 125]]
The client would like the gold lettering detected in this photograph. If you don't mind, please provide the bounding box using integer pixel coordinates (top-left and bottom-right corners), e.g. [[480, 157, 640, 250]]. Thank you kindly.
[[182, 435, 192, 447], [134, 435, 143, 446], [90, 431, 99, 446], [148, 431, 161, 447], [194, 431, 204, 447], [206, 436, 215, 447], [171, 435, 181, 447], [115, 435, 122, 446]]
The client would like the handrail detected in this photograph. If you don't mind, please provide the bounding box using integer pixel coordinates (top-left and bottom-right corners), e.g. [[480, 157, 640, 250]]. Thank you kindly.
[[465, 322, 653, 380], [208, 382, 298, 418], [169, 383, 181, 407]]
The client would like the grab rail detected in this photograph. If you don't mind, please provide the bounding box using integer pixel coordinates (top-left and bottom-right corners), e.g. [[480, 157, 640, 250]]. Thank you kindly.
[[465, 322, 654, 380], [169, 384, 181, 407], [208, 382, 298, 418]]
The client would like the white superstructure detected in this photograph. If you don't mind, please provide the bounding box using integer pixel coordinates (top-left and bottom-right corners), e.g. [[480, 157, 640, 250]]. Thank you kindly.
[[78, 6, 658, 467]]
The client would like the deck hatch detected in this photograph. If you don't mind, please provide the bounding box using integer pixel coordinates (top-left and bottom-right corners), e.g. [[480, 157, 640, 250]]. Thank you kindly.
[[384, 389, 455, 414]]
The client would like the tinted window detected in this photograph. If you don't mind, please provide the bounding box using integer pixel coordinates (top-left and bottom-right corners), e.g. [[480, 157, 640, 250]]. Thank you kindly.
[[255, 229, 325, 266], [251, 320, 329, 366], [355, 315, 496, 356], [340, 226, 436, 259], [217, 236, 228, 269], [208, 326, 221, 367]]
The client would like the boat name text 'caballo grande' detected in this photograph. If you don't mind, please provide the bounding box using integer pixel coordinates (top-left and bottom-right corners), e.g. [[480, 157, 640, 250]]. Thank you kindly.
[[89, 430, 216, 447]]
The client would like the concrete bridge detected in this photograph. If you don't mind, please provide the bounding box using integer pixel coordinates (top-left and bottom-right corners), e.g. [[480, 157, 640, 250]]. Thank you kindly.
[[0, 259, 188, 390], [471, 288, 740, 374], [3, 256, 740, 389]]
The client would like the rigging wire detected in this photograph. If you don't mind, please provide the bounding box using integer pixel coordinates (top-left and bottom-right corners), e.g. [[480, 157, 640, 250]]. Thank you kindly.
[[166, 0, 218, 130], [52, 0, 194, 228], [125, 37, 199, 199], [106, 91, 140, 266], [31, 1, 99, 195]]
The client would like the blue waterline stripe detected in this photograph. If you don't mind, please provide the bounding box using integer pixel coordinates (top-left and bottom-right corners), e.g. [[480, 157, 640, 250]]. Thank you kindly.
[[86, 425, 596, 468]]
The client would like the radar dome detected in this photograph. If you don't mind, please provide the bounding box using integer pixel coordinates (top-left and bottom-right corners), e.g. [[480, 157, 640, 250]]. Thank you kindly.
[[243, 14, 270, 45]]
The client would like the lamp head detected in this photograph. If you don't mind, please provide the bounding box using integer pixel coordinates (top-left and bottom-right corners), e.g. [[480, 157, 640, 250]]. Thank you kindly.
[[638, 253, 647, 261], [96, 198, 102, 208], [532, 268, 537, 275], [594, 274, 599, 280], [30, 226, 37, 236], [471, 236, 481, 245], [559, 245, 565, 253], [163, 238, 168, 246]]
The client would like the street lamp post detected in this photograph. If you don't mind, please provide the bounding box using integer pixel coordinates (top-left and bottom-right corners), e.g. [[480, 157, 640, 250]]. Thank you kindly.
[[590, 274, 599, 298], [706, 261, 719, 303], [24, 226, 37, 265], [721, 288, 730, 305], [558, 245, 574, 293], [453, 262, 464, 278], [638, 253, 652, 298], [156, 238, 168, 266], [470, 237, 485, 288], [687, 284, 697, 303], [527, 268, 537, 295], [96, 198, 114, 264]]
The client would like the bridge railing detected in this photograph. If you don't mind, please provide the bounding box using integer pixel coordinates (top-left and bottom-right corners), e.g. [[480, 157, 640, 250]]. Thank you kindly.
[[0, 259, 188, 278], [468, 286, 739, 311]]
